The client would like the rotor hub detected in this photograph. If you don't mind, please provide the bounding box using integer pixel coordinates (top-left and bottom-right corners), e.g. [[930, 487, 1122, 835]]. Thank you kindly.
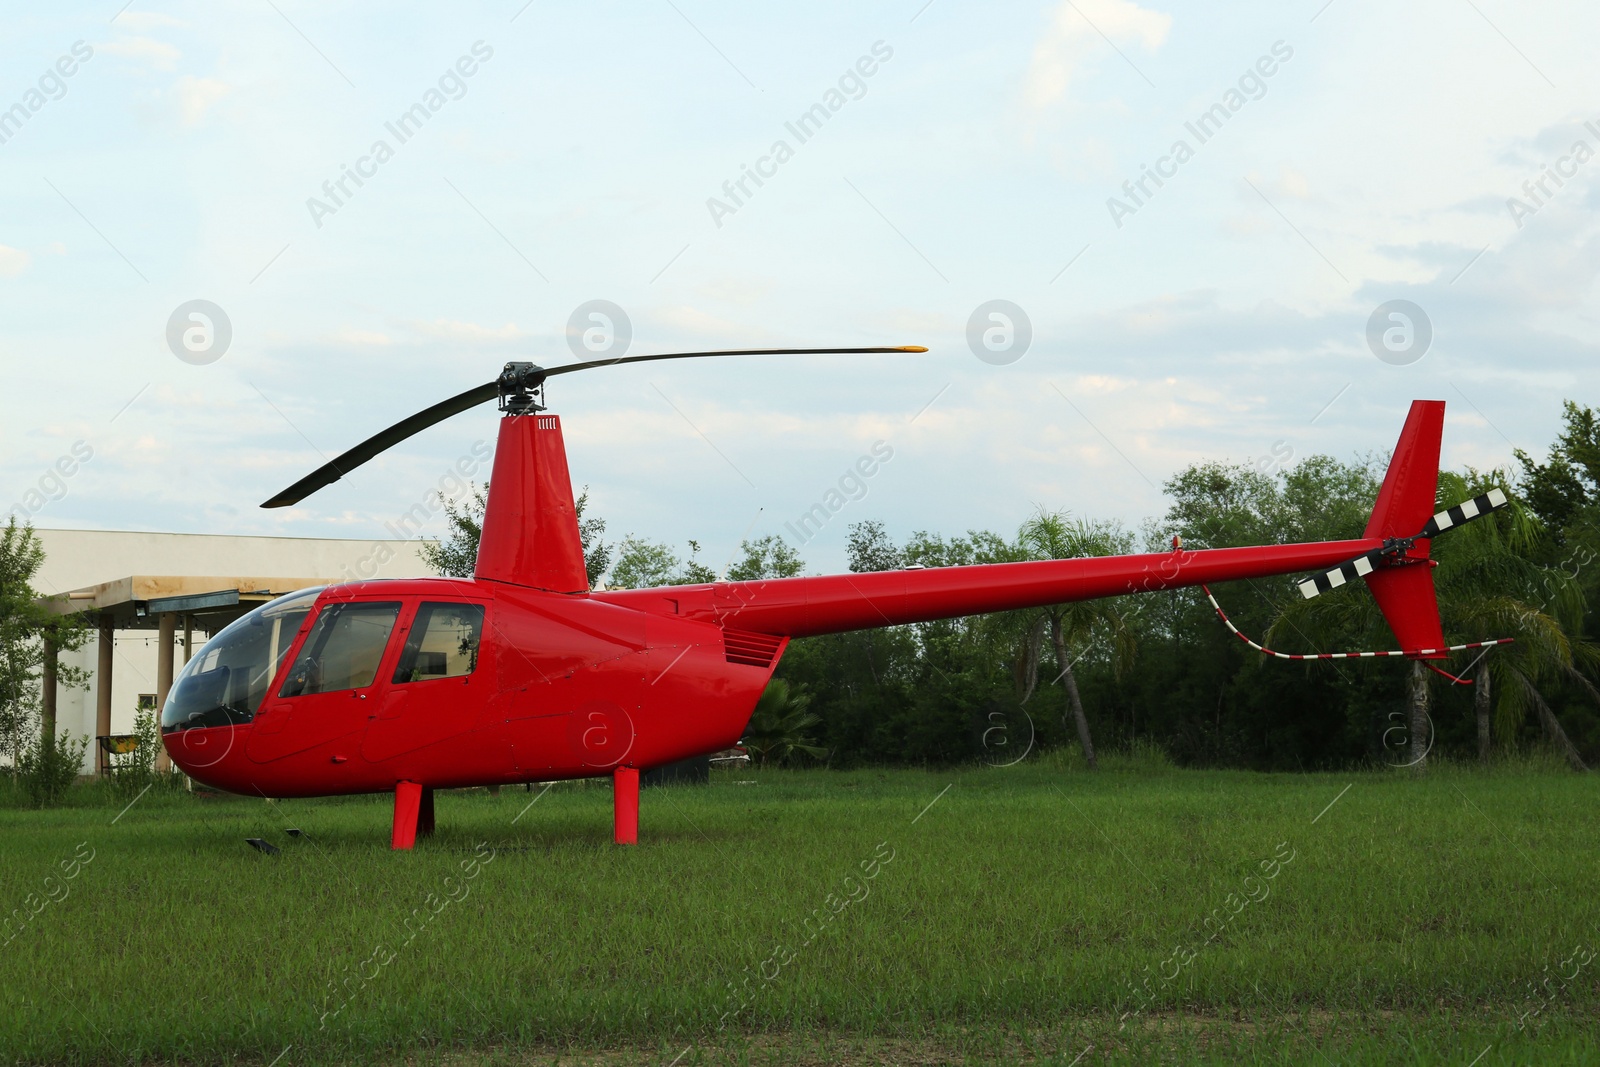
[[497, 362, 547, 415]]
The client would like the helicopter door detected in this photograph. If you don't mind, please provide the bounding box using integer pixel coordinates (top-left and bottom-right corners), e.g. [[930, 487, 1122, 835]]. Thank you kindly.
[[246, 601, 402, 763], [361, 601, 490, 762]]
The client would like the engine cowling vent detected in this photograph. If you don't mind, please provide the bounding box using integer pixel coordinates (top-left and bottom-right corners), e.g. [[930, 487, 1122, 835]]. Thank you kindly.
[[722, 628, 784, 669]]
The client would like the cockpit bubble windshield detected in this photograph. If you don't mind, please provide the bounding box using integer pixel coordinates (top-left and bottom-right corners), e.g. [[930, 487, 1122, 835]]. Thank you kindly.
[[161, 587, 323, 731]]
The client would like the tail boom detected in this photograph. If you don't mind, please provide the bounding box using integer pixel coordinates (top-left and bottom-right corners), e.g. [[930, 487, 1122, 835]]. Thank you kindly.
[[596, 537, 1381, 639], [596, 400, 1464, 659]]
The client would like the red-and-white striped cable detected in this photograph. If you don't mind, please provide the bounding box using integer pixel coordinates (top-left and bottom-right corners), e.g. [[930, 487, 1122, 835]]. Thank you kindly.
[[1200, 584, 1514, 662]]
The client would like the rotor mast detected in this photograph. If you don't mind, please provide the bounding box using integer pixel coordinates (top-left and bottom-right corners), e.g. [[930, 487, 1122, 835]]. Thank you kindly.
[[475, 400, 588, 594]]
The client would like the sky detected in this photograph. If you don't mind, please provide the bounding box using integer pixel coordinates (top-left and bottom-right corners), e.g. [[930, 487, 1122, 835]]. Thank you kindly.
[[1, 0, 1596, 578]]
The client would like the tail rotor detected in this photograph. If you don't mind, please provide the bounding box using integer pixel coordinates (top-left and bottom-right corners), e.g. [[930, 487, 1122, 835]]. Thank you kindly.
[[1291, 400, 1511, 660]]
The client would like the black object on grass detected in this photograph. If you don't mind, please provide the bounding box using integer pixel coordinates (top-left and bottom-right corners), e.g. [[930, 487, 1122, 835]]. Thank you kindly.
[[245, 838, 281, 855]]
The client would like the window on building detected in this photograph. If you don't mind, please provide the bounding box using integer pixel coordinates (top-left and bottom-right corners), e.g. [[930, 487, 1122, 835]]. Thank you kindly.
[[392, 603, 485, 684]]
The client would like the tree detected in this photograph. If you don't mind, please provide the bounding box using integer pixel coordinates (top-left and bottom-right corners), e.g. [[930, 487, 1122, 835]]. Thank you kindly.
[[0, 518, 89, 773], [606, 537, 718, 589], [847, 520, 902, 573], [419, 482, 612, 588], [1015, 510, 1138, 770], [608, 537, 682, 589], [1515, 401, 1599, 540], [576, 491, 613, 587], [606, 533, 804, 591], [726, 535, 803, 581], [1165, 453, 1381, 551], [419, 483, 487, 578], [742, 679, 827, 767], [0, 519, 48, 767], [843, 521, 905, 693]]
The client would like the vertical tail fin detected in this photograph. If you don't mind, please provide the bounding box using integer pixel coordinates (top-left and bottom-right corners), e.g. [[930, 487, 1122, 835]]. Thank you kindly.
[[1364, 400, 1447, 658], [1364, 400, 1444, 541]]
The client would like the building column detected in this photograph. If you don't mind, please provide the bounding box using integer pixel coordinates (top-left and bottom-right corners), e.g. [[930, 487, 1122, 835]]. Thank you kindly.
[[40, 629, 58, 755], [181, 615, 196, 792], [96, 615, 114, 777], [155, 612, 176, 773]]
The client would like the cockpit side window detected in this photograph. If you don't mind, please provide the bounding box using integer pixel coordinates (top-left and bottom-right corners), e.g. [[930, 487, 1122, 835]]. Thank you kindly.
[[391, 602, 485, 684], [279, 601, 401, 696]]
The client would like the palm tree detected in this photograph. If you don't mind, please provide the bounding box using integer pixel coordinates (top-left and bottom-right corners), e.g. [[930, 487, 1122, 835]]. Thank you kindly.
[[1432, 471, 1592, 770], [742, 679, 828, 768], [1016, 511, 1139, 770]]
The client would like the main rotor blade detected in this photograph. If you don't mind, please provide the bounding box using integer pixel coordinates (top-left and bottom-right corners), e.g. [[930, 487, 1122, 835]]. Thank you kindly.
[[261, 345, 928, 509], [544, 345, 928, 377], [260, 380, 498, 508]]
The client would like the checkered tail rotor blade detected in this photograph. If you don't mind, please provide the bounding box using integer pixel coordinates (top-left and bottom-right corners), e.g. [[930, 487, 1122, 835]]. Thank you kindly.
[[1296, 488, 1510, 600]]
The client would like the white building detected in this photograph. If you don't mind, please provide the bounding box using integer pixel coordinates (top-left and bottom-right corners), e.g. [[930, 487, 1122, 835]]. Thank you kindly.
[[33, 528, 436, 774]]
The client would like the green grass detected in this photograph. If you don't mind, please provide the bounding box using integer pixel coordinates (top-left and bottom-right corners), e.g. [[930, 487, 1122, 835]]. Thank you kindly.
[[0, 754, 1597, 1065]]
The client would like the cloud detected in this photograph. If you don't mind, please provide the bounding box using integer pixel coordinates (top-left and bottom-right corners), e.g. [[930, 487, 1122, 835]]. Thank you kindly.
[[658, 304, 743, 337], [880, 307, 959, 336], [100, 36, 181, 72], [1274, 168, 1310, 200], [1073, 374, 1138, 395], [409, 319, 529, 343], [696, 276, 776, 306], [332, 329, 394, 347], [1024, 0, 1170, 112], [115, 12, 186, 30], [0, 245, 31, 278], [175, 76, 231, 124]]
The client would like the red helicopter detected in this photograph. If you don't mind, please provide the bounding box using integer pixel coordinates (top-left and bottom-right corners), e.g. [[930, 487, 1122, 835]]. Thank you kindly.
[[161, 348, 1508, 848]]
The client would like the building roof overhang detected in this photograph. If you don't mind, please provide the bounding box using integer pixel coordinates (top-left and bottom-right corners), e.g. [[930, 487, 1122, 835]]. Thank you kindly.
[[38, 575, 334, 630]]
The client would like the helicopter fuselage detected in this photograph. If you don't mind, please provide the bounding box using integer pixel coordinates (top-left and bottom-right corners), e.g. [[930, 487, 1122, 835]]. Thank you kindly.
[[164, 577, 780, 798]]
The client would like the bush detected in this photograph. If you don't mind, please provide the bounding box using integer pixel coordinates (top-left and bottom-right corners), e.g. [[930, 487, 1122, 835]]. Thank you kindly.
[[15, 731, 88, 808], [110, 706, 163, 797]]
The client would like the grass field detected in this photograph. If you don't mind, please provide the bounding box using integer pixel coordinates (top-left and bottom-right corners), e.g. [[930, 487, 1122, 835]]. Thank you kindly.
[[1, 751, 1597, 1066]]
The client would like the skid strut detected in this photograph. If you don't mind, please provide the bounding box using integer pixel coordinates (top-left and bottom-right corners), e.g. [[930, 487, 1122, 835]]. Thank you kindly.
[[613, 766, 639, 845]]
